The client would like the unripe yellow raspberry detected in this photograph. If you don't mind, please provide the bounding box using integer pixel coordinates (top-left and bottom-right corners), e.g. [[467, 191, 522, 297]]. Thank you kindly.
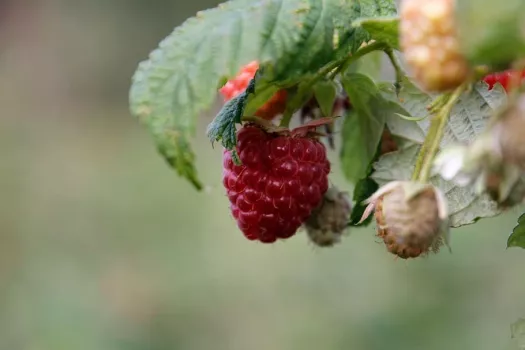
[[400, 0, 470, 91]]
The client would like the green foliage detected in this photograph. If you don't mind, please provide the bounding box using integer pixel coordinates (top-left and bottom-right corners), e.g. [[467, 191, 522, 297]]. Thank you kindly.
[[244, 81, 282, 117], [349, 177, 378, 226], [313, 80, 337, 117], [348, 121, 393, 228], [353, 16, 399, 50], [334, 0, 397, 56], [207, 78, 255, 152], [457, 0, 525, 67], [508, 213, 525, 249], [340, 73, 401, 183], [130, 0, 525, 252], [345, 49, 384, 80], [373, 80, 507, 227], [129, 0, 398, 188]]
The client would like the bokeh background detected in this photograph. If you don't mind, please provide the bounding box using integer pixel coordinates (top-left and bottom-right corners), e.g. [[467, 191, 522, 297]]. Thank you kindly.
[[2, 1, 525, 349]]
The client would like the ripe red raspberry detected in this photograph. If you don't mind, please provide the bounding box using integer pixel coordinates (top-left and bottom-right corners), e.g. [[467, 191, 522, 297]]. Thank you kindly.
[[483, 70, 525, 91], [222, 124, 331, 243], [219, 61, 288, 120], [400, 0, 470, 91]]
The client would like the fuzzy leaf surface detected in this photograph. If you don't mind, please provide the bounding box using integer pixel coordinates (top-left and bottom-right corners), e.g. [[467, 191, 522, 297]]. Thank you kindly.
[[373, 79, 507, 227], [207, 78, 255, 150], [340, 73, 408, 183], [333, 0, 397, 57], [508, 213, 525, 249], [353, 16, 399, 50], [313, 80, 337, 117], [347, 50, 383, 79], [129, 0, 398, 188], [457, 0, 525, 66]]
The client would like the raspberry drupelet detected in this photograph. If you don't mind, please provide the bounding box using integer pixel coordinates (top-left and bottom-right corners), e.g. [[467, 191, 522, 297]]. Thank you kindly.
[[222, 124, 331, 243]]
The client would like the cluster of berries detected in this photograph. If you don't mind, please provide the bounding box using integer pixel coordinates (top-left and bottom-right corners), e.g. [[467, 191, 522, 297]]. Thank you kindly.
[[219, 61, 355, 246], [400, 0, 525, 93], [217, 0, 525, 257], [365, 0, 525, 259]]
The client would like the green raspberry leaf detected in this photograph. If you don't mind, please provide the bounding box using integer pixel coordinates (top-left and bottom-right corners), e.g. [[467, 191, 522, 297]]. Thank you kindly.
[[360, 0, 397, 13], [334, 0, 398, 57], [130, 0, 398, 188], [352, 16, 400, 50], [207, 78, 256, 151], [457, 0, 525, 67], [340, 108, 382, 184], [373, 78, 507, 227], [313, 80, 337, 117], [350, 177, 379, 226], [347, 50, 383, 79], [341, 73, 404, 183], [508, 213, 525, 249], [241, 63, 284, 117], [156, 129, 202, 190]]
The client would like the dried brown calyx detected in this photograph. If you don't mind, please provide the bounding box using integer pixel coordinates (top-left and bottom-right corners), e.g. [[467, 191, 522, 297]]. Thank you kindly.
[[304, 186, 352, 247], [360, 181, 450, 259]]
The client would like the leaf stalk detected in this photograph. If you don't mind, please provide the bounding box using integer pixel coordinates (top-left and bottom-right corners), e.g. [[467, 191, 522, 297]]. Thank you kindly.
[[384, 48, 404, 95], [412, 84, 467, 182], [279, 41, 387, 127]]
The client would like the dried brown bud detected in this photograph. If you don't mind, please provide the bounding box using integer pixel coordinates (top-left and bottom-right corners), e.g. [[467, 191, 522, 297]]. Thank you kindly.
[[361, 181, 449, 259], [304, 187, 352, 247]]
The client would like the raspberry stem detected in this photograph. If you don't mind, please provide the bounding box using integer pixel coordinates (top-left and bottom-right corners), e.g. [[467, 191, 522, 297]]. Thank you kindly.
[[384, 48, 405, 96], [241, 115, 279, 129], [412, 83, 468, 182], [395, 113, 427, 122], [328, 41, 388, 80], [279, 41, 387, 128], [411, 93, 451, 181], [426, 94, 450, 114], [279, 105, 296, 128]]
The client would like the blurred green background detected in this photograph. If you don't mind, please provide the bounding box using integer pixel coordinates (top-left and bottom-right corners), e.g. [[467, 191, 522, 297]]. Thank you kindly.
[[2, 1, 525, 349]]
